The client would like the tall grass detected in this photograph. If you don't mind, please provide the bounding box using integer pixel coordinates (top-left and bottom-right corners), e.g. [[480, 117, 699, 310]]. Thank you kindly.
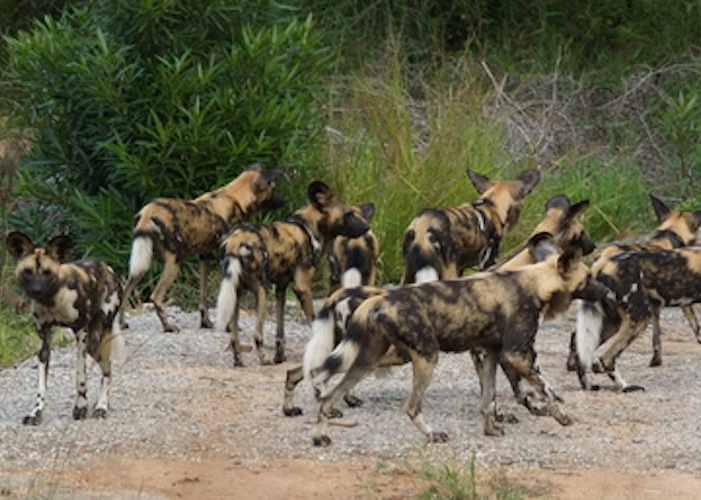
[[320, 45, 653, 284]]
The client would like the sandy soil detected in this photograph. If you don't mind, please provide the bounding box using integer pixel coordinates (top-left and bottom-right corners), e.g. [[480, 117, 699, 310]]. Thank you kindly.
[[2, 302, 701, 499]]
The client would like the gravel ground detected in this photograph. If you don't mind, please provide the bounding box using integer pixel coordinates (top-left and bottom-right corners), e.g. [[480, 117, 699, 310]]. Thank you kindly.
[[2, 300, 701, 485]]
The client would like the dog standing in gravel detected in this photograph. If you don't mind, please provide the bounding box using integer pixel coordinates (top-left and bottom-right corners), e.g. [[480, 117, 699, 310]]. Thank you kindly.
[[401, 168, 540, 284], [120, 163, 284, 333], [282, 194, 593, 418], [215, 181, 370, 366], [310, 247, 604, 446], [6, 232, 124, 425]]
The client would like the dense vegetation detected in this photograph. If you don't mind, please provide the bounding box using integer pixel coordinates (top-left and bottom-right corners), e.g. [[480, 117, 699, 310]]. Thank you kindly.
[[1, 1, 701, 360]]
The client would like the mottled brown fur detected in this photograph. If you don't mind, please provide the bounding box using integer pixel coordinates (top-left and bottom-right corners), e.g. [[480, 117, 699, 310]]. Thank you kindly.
[[6, 232, 123, 425], [402, 169, 540, 284], [215, 181, 370, 366], [119, 163, 283, 332], [312, 249, 602, 446]]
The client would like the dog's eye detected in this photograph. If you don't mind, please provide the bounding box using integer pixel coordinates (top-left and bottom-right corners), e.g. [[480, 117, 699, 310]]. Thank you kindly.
[[42, 269, 52, 277], [21, 268, 32, 276]]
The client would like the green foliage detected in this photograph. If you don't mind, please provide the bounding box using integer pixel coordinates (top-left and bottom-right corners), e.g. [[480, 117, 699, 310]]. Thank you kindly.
[[4, 0, 335, 275], [0, 303, 36, 369]]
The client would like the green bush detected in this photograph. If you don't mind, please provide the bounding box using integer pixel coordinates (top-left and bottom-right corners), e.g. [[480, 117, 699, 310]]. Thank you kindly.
[[4, 1, 334, 271]]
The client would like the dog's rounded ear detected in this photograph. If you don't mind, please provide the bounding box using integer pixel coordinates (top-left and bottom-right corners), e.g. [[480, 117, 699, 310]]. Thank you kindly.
[[544, 194, 571, 212], [308, 181, 333, 209], [246, 162, 264, 172], [45, 235, 75, 263], [6, 231, 35, 260], [566, 200, 591, 220], [466, 170, 492, 194], [690, 210, 701, 234], [360, 203, 375, 223], [649, 194, 670, 223], [526, 232, 559, 262], [513, 169, 541, 198]]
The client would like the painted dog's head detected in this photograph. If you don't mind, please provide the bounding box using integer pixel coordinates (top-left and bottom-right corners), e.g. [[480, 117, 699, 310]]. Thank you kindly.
[[6, 232, 74, 305], [308, 181, 370, 239]]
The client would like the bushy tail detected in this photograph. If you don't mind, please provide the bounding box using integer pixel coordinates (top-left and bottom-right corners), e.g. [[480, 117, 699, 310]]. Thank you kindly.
[[575, 299, 605, 368], [128, 234, 153, 278], [340, 268, 362, 289], [303, 307, 337, 380], [215, 256, 242, 332]]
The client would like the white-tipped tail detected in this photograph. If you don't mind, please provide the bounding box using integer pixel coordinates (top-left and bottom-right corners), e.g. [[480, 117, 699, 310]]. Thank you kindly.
[[575, 299, 604, 368], [340, 268, 362, 289], [303, 313, 336, 380], [215, 257, 242, 332], [415, 266, 439, 283], [128, 236, 153, 278], [315, 339, 361, 399]]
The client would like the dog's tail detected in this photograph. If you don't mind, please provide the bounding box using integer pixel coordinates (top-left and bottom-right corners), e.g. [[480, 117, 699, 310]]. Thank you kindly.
[[128, 233, 154, 279], [575, 299, 604, 370], [303, 304, 338, 381], [215, 255, 243, 332]]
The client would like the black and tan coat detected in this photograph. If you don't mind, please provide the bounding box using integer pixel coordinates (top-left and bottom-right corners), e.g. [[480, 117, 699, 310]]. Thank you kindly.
[[310, 249, 604, 446], [215, 181, 370, 366], [573, 195, 701, 391], [120, 163, 284, 333], [283, 194, 594, 418], [401, 169, 540, 284], [6, 232, 123, 425]]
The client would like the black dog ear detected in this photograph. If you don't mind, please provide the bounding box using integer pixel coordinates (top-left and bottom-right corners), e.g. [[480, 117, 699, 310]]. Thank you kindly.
[[308, 181, 333, 209], [44, 235, 75, 263], [513, 169, 541, 198], [6, 231, 35, 260], [649, 194, 670, 223], [567, 200, 590, 220], [360, 203, 375, 223], [557, 247, 583, 275], [466, 170, 492, 194], [526, 232, 559, 262]]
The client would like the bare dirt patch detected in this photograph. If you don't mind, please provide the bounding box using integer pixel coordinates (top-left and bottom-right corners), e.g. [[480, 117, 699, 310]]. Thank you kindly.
[[2, 303, 701, 498]]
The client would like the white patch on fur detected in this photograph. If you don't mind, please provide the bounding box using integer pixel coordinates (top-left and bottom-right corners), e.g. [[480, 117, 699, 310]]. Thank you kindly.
[[101, 290, 121, 317], [341, 268, 362, 289], [214, 257, 242, 332], [34, 288, 80, 324], [128, 236, 153, 278], [303, 313, 336, 380], [575, 299, 604, 368], [315, 339, 361, 399], [415, 266, 439, 283], [474, 209, 486, 232]]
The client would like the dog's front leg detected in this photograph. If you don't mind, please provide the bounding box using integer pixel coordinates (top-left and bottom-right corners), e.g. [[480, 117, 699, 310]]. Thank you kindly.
[[478, 349, 504, 436], [73, 329, 89, 420], [198, 257, 213, 329], [24, 326, 52, 425], [274, 286, 287, 364], [254, 285, 270, 365]]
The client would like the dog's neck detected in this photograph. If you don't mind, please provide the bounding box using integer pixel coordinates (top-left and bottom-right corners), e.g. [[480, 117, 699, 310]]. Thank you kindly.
[[287, 211, 323, 260]]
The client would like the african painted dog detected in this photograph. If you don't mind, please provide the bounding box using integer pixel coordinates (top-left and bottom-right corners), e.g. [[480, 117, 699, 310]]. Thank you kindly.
[[6, 232, 124, 425], [569, 195, 701, 390], [577, 245, 701, 392], [283, 195, 594, 418], [311, 248, 604, 446], [215, 181, 370, 366], [120, 163, 284, 333], [327, 203, 379, 293], [401, 168, 540, 284]]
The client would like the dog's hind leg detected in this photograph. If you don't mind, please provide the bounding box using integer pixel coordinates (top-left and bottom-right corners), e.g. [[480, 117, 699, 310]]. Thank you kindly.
[[405, 351, 446, 442], [23, 327, 52, 425], [477, 349, 504, 436], [566, 330, 578, 371], [73, 329, 89, 420], [283, 364, 304, 416], [198, 257, 213, 329], [682, 305, 701, 344], [151, 251, 181, 332], [273, 286, 288, 364], [502, 348, 572, 427], [254, 284, 271, 365]]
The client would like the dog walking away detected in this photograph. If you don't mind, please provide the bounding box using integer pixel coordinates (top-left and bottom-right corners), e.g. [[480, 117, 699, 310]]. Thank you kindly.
[[311, 247, 603, 446], [327, 202, 379, 293], [571, 195, 701, 391], [401, 168, 540, 284], [577, 244, 701, 392], [119, 163, 283, 333], [6, 232, 124, 425], [215, 181, 370, 366], [282, 195, 595, 418]]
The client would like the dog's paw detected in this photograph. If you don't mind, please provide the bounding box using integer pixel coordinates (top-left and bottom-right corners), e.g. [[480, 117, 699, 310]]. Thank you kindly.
[[427, 431, 449, 443], [554, 412, 573, 426], [282, 406, 303, 417], [325, 407, 344, 419], [343, 394, 364, 408], [622, 384, 645, 393], [313, 435, 332, 447], [93, 408, 108, 419], [22, 413, 42, 426], [73, 406, 88, 420]]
